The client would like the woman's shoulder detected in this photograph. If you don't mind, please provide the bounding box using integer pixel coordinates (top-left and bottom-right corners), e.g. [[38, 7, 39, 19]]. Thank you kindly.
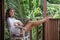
[[7, 17, 15, 21], [7, 17, 11, 20], [7, 17, 15, 20]]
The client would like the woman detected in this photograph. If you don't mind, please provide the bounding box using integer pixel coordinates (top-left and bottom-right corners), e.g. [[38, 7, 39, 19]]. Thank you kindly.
[[6, 8, 50, 36]]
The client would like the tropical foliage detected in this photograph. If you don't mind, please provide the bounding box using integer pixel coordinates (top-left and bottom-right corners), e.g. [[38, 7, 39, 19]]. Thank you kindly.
[[4, 0, 60, 40], [47, 2, 60, 18], [47, 0, 60, 4]]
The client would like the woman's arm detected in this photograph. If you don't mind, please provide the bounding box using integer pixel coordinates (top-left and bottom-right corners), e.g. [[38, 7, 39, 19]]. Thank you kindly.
[[14, 21, 24, 29]]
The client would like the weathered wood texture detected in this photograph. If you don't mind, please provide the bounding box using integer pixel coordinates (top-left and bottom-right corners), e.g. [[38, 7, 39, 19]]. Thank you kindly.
[[43, 19, 60, 40], [26, 18, 60, 40], [0, 0, 4, 40], [43, 0, 47, 17], [0, 0, 2, 40], [58, 19, 60, 40]]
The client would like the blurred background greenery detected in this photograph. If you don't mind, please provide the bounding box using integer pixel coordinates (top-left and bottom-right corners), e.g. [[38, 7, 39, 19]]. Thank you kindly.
[[4, 0, 60, 40]]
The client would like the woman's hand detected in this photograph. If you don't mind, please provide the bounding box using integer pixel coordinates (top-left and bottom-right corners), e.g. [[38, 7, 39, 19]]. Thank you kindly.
[[14, 22, 24, 26], [14, 22, 19, 27], [17, 22, 24, 26]]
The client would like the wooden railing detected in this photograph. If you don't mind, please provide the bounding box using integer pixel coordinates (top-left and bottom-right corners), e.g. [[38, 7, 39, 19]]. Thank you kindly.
[[18, 18, 60, 40], [36, 18, 60, 40]]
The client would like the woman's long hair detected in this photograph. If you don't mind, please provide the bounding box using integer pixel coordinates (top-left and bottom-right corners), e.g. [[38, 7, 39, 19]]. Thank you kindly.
[[6, 8, 14, 21]]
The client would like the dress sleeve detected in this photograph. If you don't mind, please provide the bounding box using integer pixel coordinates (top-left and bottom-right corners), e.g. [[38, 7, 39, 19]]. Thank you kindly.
[[7, 18, 12, 28]]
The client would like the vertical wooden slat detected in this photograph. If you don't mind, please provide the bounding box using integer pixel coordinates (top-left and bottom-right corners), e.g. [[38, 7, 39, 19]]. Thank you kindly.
[[58, 19, 60, 40], [55, 20, 58, 40], [50, 19, 54, 40], [43, 20, 50, 40], [50, 19, 58, 40], [30, 30, 32, 40], [50, 19, 59, 40], [36, 27, 38, 40], [42, 23, 45, 40]]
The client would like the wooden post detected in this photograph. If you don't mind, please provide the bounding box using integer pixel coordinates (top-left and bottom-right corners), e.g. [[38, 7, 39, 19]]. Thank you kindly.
[[2, 0, 4, 40], [0, 0, 4, 40], [43, 0, 47, 17], [42, 0, 47, 40], [0, 0, 2, 40]]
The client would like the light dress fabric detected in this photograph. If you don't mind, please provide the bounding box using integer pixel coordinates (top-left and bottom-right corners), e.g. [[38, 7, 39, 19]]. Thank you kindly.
[[7, 17, 22, 36]]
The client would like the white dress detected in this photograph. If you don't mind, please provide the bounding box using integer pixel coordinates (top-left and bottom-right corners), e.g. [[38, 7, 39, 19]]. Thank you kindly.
[[7, 17, 22, 36]]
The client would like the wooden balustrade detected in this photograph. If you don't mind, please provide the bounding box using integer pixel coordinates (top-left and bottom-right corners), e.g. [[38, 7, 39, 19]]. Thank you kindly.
[[17, 18, 60, 40], [42, 18, 60, 40]]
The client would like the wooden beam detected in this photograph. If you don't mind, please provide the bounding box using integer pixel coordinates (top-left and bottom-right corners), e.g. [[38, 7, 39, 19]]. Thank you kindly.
[[42, 0, 47, 40], [0, 0, 2, 40], [43, 0, 47, 17], [1, 0, 4, 40]]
